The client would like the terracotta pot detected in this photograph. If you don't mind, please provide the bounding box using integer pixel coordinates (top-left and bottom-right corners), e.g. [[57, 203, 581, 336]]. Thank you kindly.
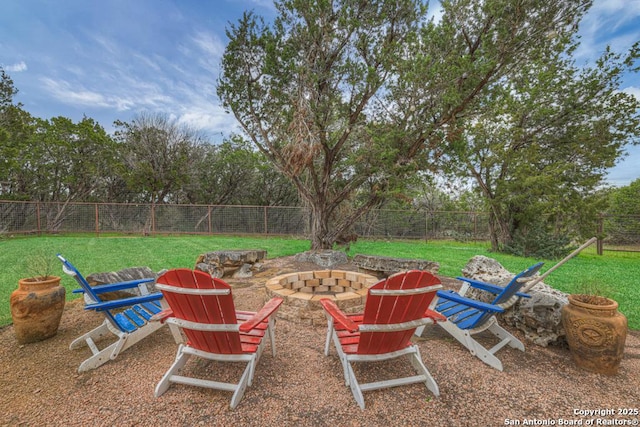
[[10, 276, 66, 344], [561, 294, 627, 375]]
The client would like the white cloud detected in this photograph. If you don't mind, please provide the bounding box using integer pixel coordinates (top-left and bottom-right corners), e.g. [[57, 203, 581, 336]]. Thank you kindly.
[[623, 86, 640, 101], [40, 77, 110, 107], [90, 34, 120, 56], [576, 0, 640, 62], [39, 76, 171, 112], [192, 31, 225, 59], [177, 106, 239, 138], [5, 61, 27, 72]]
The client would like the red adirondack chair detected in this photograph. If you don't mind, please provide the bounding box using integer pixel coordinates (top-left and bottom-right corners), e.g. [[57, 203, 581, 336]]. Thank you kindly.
[[152, 268, 283, 409], [320, 270, 446, 409]]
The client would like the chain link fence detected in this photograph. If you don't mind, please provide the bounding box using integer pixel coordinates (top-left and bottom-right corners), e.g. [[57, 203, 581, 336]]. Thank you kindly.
[[1, 201, 638, 252]]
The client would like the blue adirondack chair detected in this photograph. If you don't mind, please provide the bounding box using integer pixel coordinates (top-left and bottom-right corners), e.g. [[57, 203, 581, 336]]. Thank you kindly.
[[57, 254, 175, 372], [425, 262, 545, 371]]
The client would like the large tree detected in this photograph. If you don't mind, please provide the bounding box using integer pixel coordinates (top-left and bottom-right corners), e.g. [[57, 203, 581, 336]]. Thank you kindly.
[[0, 67, 18, 111], [114, 113, 204, 204], [218, 0, 594, 249], [1, 115, 117, 230], [185, 135, 299, 206], [0, 67, 26, 195], [443, 43, 640, 253]]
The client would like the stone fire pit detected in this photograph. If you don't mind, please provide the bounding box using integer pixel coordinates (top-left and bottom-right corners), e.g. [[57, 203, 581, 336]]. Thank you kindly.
[[265, 270, 378, 325]]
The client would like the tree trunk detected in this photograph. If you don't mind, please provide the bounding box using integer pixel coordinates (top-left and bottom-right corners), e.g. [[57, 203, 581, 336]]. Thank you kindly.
[[309, 202, 334, 250], [488, 207, 512, 252]]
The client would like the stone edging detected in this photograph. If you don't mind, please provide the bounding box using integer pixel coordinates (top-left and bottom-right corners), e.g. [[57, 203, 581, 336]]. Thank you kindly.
[[265, 270, 378, 325]]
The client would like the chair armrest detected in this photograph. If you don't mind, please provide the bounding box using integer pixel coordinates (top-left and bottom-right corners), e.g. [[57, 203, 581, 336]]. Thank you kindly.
[[456, 277, 531, 299], [84, 292, 163, 312], [71, 278, 156, 294], [319, 299, 359, 333], [436, 290, 504, 313], [150, 308, 174, 323], [239, 298, 284, 332], [456, 277, 503, 294], [423, 309, 447, 323]]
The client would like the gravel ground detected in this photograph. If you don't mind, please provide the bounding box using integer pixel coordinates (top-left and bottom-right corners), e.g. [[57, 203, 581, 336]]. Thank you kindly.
[[2, 257, 639, 427]]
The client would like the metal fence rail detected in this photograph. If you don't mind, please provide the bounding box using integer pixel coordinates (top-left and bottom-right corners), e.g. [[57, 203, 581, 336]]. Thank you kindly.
[[0, 200, 492, 239], [1, 201, 638, 253]]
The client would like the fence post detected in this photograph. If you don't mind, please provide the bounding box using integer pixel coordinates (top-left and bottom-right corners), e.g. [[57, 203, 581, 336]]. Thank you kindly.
[[208, 205, 212, 234], [473, 213, 478, 238], [151, 203, 156, 235], [597, 214, 604, 255], [264, 206, 268, 235], [36, 202, 41, 236], [424, 211, 428, 242], [95, 203, 99, 236]]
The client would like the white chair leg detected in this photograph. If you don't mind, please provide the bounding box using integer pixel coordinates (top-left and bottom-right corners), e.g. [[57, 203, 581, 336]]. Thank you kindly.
[[268, 318, 277, 357], [230, 362, 253, 410], [345, 361, 365, 410], [324, 318, 334, 356], [77, 340, 123, 372], [155, 345, 190, 397], [410, 347, 439, 397], [69, 321, 111, 350], [488, 323, 524, 351], [438, 319, 504, 371], [471, 341, 504, 371]]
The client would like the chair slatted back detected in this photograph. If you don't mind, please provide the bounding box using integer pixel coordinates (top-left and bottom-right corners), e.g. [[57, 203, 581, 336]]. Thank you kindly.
[[57, 254, 103, 304], [491, 262, 545, 305], [57, 254, 125, 331], [156, 269, 243, 354], [358, 270, 441, 355]]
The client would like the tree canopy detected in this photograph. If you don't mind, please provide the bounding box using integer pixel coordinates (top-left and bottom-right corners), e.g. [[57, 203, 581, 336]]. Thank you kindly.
[[217, 0, 620, 250]]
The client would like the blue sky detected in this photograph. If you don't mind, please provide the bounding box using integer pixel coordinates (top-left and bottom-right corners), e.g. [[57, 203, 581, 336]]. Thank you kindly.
[[1, 0, 639, 186]]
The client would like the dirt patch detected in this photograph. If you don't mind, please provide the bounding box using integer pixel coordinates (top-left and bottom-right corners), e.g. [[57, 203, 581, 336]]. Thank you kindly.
[[2, 256, 638, 426]]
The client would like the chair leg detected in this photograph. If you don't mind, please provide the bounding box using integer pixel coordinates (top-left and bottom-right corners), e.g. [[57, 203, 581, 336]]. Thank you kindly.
[[76, 340, 124, 372], [167, 324, 184, 344], [332, 333, 351, 386], [71, 321, 129, 373], [345, 361, 365, 410], [268, 318, 277, 357], [230, 361, 254, 410], [438, 320, 504, 371], [69, 321, 111, 350], [487, 322, 525, 351], [409, 346, 439, 397], [324, 317, 334, 356], [155, 344, 190, 397]]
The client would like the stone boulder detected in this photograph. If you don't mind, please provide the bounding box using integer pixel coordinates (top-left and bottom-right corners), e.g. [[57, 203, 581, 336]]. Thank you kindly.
[[506, 283, 568, 347], [195, 250, 267, 278], [86, 266, 161, 299], [294, 250, 348, 268], [459, 255, 567, 347], [353, 254, 440, 278]]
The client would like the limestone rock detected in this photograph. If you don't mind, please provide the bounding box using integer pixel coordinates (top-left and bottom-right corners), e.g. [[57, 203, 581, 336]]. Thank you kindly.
[[194, 250, 267, 278], [461, 255, 513, 285], [195, 263, 224, 278], [232, 264, 254, 279], [353, 254, 439, 278], [86, 266, 159, 298], [505, 283, 568, 347], [294, 250, 348, 268]]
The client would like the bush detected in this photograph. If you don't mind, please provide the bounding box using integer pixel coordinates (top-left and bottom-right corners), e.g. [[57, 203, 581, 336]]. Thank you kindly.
[[502, 224, 574, 259]]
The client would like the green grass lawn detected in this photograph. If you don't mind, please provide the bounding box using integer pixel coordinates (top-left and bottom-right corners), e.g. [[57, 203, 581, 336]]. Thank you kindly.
[[1, 234, 638, 329]]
